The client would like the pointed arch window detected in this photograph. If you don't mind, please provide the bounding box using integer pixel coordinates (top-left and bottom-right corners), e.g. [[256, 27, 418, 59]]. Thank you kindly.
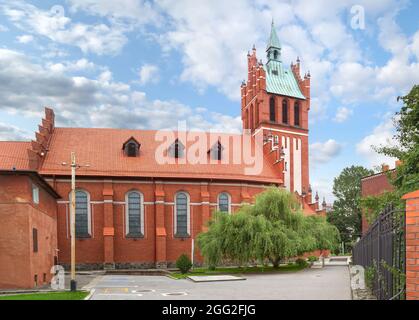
[[169, 139, 185, 158], [122, 137, 140, 157], [125, 191, 144, 238], [282, 99, 288, 124], [218, 192, 231, 213], [269, 96, 276, 122], [73, 190, 91, 238], [175, 192, 190, 237], [294, 101, 300, 126], [209, 141, 223, 161]]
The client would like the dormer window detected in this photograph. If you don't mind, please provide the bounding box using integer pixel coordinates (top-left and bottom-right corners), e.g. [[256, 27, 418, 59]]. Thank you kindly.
[[122, 137, 141, 157], [169, 139, 185, 158], [208, 141, 223, 161]]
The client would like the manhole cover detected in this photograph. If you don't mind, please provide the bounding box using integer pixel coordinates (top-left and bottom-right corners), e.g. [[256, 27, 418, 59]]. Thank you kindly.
[[161, 292, 188, 296], [132, 289, 155, 293]]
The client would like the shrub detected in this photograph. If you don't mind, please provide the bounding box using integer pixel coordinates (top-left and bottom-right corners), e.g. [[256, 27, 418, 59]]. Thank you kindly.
[[295, 258, 308, 268], [308, 256, 319, 262], [365, 266, 376, 289], [176, 254, 192, 274]]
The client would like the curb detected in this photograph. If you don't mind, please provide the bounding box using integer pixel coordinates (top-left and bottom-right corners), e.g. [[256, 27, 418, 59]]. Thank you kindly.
[[84, 289, 95, 300]]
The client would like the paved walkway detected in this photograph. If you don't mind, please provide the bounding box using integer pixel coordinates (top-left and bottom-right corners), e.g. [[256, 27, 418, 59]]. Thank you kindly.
[[86, 266, 351, 300]]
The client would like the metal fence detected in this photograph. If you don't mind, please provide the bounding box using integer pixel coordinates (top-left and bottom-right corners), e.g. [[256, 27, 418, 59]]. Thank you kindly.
[[353, 204, 405, 300]]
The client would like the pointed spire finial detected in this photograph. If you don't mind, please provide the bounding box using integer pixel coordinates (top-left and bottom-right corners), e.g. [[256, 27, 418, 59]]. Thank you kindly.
[[315, 191, 319, 202], [266, 20, 281, 52]]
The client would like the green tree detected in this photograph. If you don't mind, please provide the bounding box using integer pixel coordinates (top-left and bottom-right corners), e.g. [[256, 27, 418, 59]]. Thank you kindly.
[[327, 166, 373, 248], [361, 85, 419, 218], [197, 187, 340, 268], [376, 85, 419, 195]]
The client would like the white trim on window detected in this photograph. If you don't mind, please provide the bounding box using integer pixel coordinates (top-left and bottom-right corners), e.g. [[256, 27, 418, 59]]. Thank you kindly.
[[32, 183, 39, 204], [69, 189, 92, 237], [125, 190, 144, 237], [174, 191, 190, 237], [217, 192, 232, 214]]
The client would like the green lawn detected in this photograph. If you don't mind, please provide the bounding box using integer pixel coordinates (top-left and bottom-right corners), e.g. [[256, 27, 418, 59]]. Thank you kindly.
[[0, 291, 89, 300], [170, 263, 306, 279]]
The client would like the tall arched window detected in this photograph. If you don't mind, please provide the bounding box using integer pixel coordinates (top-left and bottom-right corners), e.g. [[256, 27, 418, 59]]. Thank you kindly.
[[269, 96, 276, 122], [294, 101, 300, 126], [218, 193, 231, 213], [282, 99, 288, 124], [250, 104, 254, 131], [126, 191, 143, 237], [74, 190, 90, 238], [175, 192, 190, 237]]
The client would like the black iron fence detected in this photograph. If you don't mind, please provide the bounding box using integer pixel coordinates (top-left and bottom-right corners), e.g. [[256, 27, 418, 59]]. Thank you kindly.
[[353, 204, 405, 300]]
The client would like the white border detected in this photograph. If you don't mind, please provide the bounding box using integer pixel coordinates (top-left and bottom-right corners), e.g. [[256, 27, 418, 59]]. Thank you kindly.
[[174, 191, 190, 237], [125, 191, 145, 236]]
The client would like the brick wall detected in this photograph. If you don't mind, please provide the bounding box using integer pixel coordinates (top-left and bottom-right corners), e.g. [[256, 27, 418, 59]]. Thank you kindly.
[[403, 190, 419, 300], [361, 172, 394, 234], [51, 177, 267, 269], [0, 174, 57, 289]]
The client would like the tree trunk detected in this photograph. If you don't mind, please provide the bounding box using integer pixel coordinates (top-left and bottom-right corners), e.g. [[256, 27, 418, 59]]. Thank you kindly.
[[270, 257, 281, 268]]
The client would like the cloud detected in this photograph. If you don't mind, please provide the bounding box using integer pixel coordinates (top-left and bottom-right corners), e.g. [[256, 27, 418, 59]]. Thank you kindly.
[[0, 122, 31, 140], [46, 58, 97, 73], [1, 1, 133, 55], [0, 48, 242, 134], [16, 34, 33, 43], [333, 107, 353, 123], [0, 24, 9, 32], [356, 117, 398, 168], [138, 64, 159, 85], [310, 139, 342, 164]]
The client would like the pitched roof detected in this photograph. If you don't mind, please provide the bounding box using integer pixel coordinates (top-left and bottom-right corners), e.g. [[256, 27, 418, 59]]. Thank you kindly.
[[264, 60, 306, 100], [39, 128, 282, 184], [0, 141, 31, 170]]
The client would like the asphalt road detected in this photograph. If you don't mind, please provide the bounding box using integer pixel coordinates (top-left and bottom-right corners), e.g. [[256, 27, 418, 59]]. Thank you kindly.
[[85, 266, 351, 300]]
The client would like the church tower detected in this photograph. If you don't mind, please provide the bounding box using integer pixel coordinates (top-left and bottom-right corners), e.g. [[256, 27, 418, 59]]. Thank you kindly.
[[241, 21, 311, 198]]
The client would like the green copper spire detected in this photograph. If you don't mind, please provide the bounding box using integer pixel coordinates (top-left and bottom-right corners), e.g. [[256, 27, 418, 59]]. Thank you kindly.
[[263, 20, 305, 100], [266, 20, 281, 51], [266, 20, 281, 63]]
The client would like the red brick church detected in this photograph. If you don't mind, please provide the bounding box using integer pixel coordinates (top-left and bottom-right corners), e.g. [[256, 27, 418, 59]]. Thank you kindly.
[[0, 22, 326, 288]]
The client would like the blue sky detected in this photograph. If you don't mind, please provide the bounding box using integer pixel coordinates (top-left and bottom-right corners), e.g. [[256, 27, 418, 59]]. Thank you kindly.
[[0, 0, 418, 202]]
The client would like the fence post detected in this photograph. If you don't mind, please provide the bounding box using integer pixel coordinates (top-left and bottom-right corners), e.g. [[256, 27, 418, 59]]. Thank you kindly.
[[403, 190, 419, 300], [377, 212, 382, 299]]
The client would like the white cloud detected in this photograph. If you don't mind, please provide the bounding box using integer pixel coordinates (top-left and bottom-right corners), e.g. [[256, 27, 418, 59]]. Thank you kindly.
[[0, 24, 8, 32], [68, 0, 160, 25], [46, 58, 97, 73], [1, 1, 135, 55], [0, 48, 242, 134], [333, 107, 353, 123], [0, 122, 31, 140], [16, 34, 33, 43], [310, 139, 342, 164], [356, 117, 398, 168], [138, 64, 159, 85]]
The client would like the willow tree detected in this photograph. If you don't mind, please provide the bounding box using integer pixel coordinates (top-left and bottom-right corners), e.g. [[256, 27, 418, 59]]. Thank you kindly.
[[197, 187, 339, 268]]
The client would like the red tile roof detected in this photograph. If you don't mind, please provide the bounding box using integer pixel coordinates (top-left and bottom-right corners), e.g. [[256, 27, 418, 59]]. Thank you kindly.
[[0, 141, 31, 170], [39, 128, 282, 184]]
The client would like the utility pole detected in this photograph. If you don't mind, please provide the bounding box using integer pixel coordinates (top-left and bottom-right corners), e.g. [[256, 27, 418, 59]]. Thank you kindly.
[[70, 152, 76, 292], [62, 152, 90, 292]]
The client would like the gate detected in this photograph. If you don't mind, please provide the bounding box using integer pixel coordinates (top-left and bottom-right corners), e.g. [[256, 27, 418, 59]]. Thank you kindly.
[[353, 204, 405, 300]]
